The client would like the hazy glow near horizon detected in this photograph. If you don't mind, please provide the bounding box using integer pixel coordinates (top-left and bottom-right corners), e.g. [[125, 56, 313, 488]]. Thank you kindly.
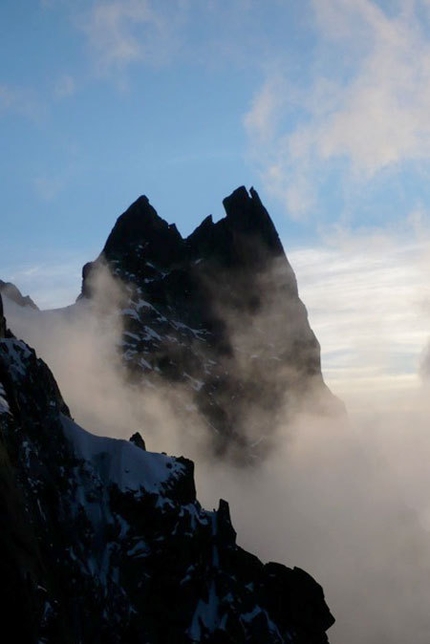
[[2, 0, 430, 393]]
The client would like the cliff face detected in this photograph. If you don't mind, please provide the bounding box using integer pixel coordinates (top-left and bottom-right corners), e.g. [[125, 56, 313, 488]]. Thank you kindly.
[[0, 293, 335, 643], [81, 187, 341, 461]]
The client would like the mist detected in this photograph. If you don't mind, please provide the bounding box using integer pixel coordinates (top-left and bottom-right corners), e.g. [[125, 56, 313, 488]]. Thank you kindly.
[[3, 264, 430, 644], [2, 269, 209, 458]]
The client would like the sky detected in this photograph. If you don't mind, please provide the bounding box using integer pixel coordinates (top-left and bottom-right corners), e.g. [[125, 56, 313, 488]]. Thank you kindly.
[[1, 0, 430, 405]]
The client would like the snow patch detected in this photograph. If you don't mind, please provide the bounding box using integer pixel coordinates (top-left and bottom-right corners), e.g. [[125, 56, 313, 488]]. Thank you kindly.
[[61, 415, 186, 494], [0, 338, 32, 379], [184, 373, 204, 391], [127, 539, 150, 559], [0, 383, 10, 414], [188, 581, 219, 640], [143, 325, 162, 341]]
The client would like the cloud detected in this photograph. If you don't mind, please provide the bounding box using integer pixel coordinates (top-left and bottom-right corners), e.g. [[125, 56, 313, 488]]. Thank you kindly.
[[418, 339, 430, 381], [79, 0, 183, 75], [313, 0, 430, 173], [74, 1, 310, 81], [53, 74, 76, 99], [196, 403, 430, 644], [287, 216, 430, 410], [33, 175, 67, 202], [0, 85, 18, 112], [0, 84, 45, 120], [244, 0, 430, 218], [243, 76, 284, 145]]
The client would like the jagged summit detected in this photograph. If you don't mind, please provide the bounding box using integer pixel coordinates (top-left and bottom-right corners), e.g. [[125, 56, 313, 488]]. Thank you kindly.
[[185, 186, 286, 270], [100, 186, 285, 271], [80, 187, 342, 461], [221, 185, 284, 254], [102, 194, 184, 268]]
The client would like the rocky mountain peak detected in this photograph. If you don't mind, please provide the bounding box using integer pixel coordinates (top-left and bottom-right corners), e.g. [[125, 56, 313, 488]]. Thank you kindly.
[[102, 194, 185, 271], [186, 186, 285, 270], [99, 186, 285, 273], [222, 185, 284, 254], [79, 187, 342, 462]]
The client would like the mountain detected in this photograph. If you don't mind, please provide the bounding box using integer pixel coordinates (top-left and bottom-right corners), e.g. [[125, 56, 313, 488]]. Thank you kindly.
[[0, 279, 38, 310], [4, 187, 430, 642], [0, 188, 339, 641], [0, 294, 335, 643], [79, 186, 342, 462]]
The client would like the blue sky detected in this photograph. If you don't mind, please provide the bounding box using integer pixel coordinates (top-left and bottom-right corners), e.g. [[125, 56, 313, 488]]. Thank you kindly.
[[2, 0, 430, 400]]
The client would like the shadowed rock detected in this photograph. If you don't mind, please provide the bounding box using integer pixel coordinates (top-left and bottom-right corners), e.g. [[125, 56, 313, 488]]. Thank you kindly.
[[80, 187, 343, 462], [0, 293, 5, 338], [0, 280, 38, 310], [129, 431, 146, 451]]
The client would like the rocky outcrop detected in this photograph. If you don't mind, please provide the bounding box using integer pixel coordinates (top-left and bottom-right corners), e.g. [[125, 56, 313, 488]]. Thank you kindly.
[[80, 187, 342, 462], [0, 280, 38, 310], [0, 299, 335, 642]]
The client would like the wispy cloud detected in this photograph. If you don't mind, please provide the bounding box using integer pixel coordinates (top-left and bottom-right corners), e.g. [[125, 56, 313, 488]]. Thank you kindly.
[[79, 0, 183, 76], [313, 0, 430, 174], [245, 0, 430, 218], [72, 1, 292, 80], [288, 215, 430, 408], [33, 175, 67, 201], [0, 83, 46, 120], [243, 74, 291, 146], [53, 74, 77, 99]]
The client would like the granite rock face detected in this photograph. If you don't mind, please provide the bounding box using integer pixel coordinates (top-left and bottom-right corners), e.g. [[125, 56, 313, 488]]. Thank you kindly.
[[81, 187, 341, 461], [0, 292, 335, 643]]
